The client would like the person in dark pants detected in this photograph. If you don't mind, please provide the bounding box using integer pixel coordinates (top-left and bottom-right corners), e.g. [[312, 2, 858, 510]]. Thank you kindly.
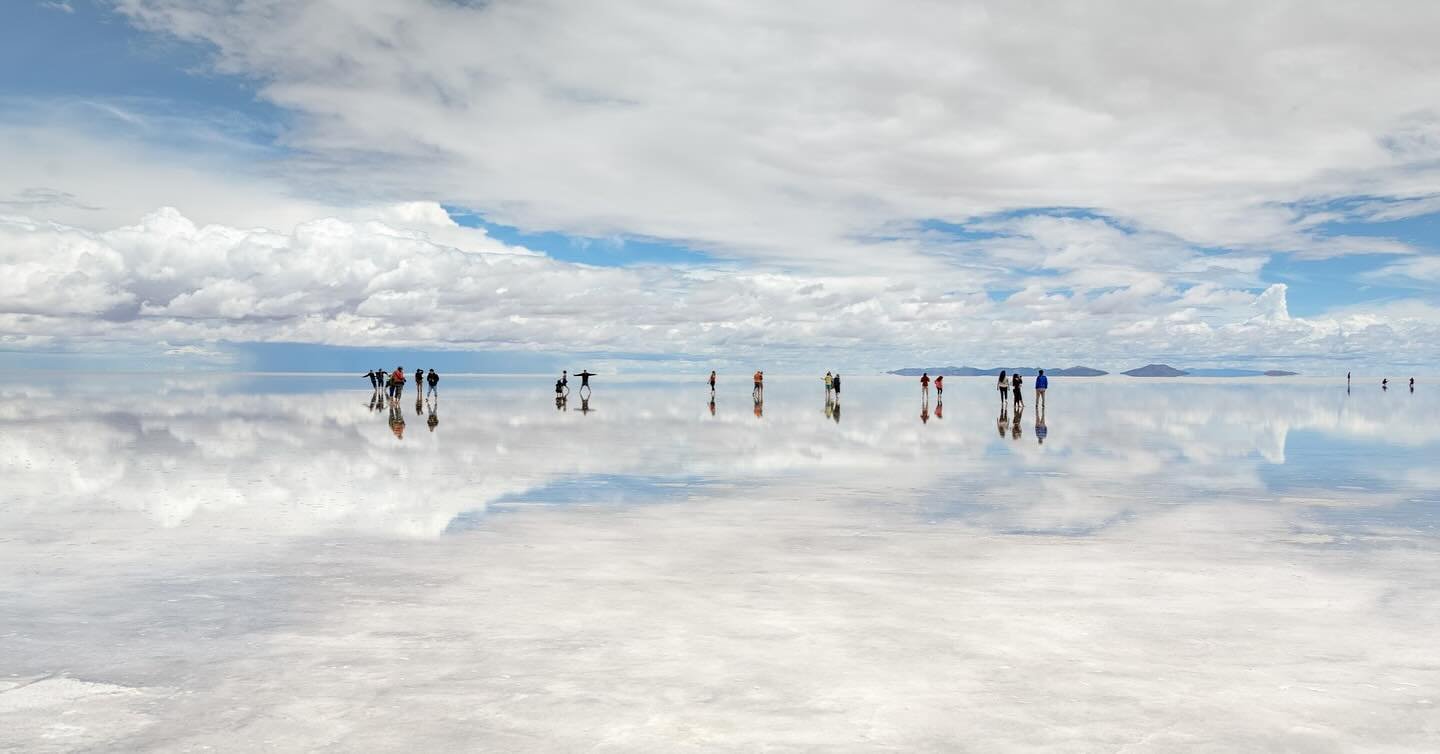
[[576, 370, 595, 393], [413, 368, 424, 395], [1012, 372, 1024, 408], [998, 370, 1009, 405], [832, 373, 841, 401], [427, 369, 439, 396], [364, 370, 378, 389]]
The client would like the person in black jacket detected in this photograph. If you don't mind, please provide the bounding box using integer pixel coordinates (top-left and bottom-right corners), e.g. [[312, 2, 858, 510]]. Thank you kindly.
[[427, 369, 440, 396]]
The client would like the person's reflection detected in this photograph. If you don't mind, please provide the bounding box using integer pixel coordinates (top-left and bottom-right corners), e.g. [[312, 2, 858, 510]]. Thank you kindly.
[[934, 398, 943, 420], [426, 397, 439, 432], [753, 394, 764, 419], [579, 395, 594, 415], [1011, 403, 1024, 440], [920, 400, 930, 424], [709, 395, 716, 416], [831, 400, 841, 423], [556, 395, 567, 411], [369, 389, 382, 412], [1035, 405, 1047, 444], [388, 398, 406, 439], [997, 405, 1008, 437], [415, 393, 424, 416], [824, 397, 834, 420]]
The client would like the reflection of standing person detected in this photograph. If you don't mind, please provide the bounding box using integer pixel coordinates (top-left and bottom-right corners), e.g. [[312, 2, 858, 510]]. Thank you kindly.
[[427, 397, 439, 431], [1012, 372, 1024, 408], [1011, 403, 1023, 440], [709, 395, 716, 416], [1035, 412, 1047, 444], [1034, 369, 1048, 410], [831, 399, 841, 423], [934, 398, 943, 420], [998, 371, 1009, 404], [998, 405, 1008, 438], [388, 399, 406, 439]]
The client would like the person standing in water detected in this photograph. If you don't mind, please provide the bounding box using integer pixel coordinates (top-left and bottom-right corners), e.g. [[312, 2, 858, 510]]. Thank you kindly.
[[831, 373, 841, 401], [1012, 371, 1024, 408], [413, 368, 424, 395], [934, 374, 943, 398], [1034, 369, 1048, 410], [1410, 378, 1416, 392], [364, 370, 377, 390], [575, 370, 595, 394], [998, 370, 1009, 405], [753, 370, 764, 399], [823, 371, 833, 399], [709, 370, 717, 394], [920, 372, 931, 400], [391, 366, 406, 399], [427, 369, 439, 396], [1383, 378, 1389, 390]]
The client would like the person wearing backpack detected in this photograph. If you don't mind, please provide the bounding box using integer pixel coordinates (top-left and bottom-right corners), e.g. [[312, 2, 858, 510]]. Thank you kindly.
[[391, 366, 406, 399]]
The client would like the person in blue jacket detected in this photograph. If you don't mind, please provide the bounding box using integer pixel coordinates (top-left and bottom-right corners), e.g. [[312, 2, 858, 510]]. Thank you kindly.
[[1035, 369, 1049, 410]]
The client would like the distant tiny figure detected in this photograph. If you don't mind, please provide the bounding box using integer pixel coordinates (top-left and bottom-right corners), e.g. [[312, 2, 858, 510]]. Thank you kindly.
[[1410, 378, 1415, 392], [426, 369, 439, 395], [1012, 372, 1024, 408], [934, 374, 943, 396], [1035, 369, 1048, 410], [709, 370, 717, 393], [832, 373, 841, 400], [920, 372, 930, 399], [998, 370, 1009, 404], [753, 370, 764, 398], [823, 371, 833, 399], [1382, 378, 1389, 390], [561, 370, 569, 392], [1347, 371, 1351, 387]]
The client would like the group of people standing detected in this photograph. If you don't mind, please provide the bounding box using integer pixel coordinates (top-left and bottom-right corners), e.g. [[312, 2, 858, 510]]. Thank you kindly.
[[915, 369, 1049, 411], [366, 367, 440, 398]]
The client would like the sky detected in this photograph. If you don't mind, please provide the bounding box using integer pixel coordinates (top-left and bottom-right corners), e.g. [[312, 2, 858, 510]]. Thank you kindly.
[[1, 0, 1438, 374]]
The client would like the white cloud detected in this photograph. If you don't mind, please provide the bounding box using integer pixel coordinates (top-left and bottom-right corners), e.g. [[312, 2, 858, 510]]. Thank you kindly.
[[2, 206, 1438, 370], [105, 0, 1440, 267]]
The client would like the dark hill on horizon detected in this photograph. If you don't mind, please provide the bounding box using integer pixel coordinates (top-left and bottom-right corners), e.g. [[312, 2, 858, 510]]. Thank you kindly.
[[889, 366, 1107, 377], [1122, 364, 1189, 377]]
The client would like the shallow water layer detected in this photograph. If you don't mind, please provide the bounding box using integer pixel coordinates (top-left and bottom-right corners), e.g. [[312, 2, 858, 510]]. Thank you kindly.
[[2, 375, 1438, 751]]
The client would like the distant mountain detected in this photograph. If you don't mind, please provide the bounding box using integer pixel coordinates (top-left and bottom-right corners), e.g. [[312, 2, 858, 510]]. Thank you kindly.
[[1122, 364, 1188, 377], [888, 366, 1108, 377], [1186, 368, 1301, 377]]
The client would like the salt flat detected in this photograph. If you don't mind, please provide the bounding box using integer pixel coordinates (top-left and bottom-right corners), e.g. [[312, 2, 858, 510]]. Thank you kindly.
[[2, 375, 1437, 751]]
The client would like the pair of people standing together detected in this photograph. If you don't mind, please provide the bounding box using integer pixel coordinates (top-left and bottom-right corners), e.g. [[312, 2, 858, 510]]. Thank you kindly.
[[823, 371, 843, 400]]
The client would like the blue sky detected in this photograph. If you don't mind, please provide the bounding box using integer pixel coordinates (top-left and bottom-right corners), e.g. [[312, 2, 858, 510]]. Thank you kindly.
[[2, 1, 1439, 373]]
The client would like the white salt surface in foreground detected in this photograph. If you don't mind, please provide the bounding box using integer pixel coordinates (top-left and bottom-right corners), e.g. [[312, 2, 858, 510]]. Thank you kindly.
[[2, 376, 1438, 751]]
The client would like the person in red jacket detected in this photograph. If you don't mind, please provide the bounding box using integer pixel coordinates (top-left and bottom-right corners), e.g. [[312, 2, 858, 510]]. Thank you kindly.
[[390, 366, 406, 399]]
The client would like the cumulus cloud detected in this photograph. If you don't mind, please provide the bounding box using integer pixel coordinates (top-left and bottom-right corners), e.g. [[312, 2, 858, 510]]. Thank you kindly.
[[107, 0, 1440, 265], [2, 205, 1437, 370]]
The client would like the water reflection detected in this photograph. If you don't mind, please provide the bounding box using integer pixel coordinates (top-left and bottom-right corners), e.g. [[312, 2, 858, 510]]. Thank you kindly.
[[5, 375, 1440, 749], [4, 376, 1438, 539]]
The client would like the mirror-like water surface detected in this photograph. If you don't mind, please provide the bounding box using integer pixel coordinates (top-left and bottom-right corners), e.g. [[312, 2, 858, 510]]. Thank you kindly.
[[3, 375, 1438, 751]]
